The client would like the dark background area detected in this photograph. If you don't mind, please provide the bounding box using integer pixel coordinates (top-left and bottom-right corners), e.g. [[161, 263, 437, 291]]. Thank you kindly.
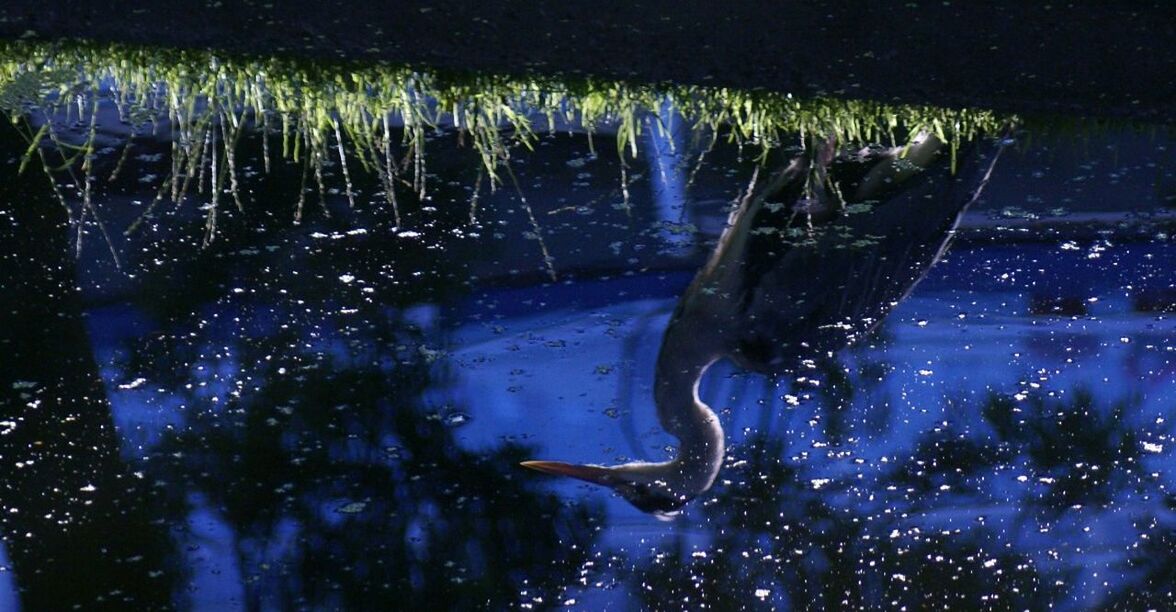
[[1, 0, 1173, 120]]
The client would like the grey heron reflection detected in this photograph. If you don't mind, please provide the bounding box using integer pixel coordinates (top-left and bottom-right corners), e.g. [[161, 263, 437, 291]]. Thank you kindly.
[[524, 131, 1006, 516]]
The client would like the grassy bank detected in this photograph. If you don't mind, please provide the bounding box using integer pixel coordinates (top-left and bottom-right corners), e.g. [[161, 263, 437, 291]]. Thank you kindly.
[[0, 38, 1013, 258]]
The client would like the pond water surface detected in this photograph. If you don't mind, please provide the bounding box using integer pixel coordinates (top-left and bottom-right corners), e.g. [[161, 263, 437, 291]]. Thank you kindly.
[[0, 42, 1173, 611]]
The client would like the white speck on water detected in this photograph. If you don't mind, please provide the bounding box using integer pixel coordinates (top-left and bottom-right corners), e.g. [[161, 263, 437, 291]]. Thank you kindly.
[[118, 378, 148, 390], [79, 484, 96, 493], [983, 559, 997, 568], [398, 230, 421, 238], [339, 274, 356, 284], [1143, 442, 1163, 453], [754, 588, 770, 599], [444, 413, 471, 428], [11, 381, 37, 390], [810, 478, 831, 490], [336, 501, 366, 514]]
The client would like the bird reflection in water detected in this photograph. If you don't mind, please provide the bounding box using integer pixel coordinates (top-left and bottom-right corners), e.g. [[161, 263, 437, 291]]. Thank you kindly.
[[524, 131, 1008, 515]]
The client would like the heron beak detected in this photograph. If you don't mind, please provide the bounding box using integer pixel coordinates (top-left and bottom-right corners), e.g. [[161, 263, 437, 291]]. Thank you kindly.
[[520, 460, 617, 486]]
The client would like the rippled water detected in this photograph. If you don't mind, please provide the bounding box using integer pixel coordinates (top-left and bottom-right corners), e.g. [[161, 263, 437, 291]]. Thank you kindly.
[[0, 42, 1173, 611]]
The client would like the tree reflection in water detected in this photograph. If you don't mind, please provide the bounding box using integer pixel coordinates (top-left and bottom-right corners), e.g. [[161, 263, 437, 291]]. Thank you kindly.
[[629, 437, 1060, 610], [621, 380, 1174, 609], [146, 327, 596, 608], [981, 390, 1152, 516], [116, 222, 601, 607], [1107, 527, 1176, 609], [0, 120, 176, 610]]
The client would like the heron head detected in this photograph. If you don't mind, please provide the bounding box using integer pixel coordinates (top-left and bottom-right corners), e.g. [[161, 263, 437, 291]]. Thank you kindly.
[[520, 460, 691, 518]]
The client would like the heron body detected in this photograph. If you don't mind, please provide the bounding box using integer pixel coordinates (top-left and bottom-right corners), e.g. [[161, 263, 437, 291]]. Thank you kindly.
[[524, 133, 1005, 515]]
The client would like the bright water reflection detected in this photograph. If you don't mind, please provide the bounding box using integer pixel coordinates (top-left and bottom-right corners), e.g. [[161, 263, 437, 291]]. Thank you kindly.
[[0, 41, 1172, 610]]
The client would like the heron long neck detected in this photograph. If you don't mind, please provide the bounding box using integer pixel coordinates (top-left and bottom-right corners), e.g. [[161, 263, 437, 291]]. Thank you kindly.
[[653, 319, 725, 496], [654, 323, 721, 443], [644, 162, 804, 489]]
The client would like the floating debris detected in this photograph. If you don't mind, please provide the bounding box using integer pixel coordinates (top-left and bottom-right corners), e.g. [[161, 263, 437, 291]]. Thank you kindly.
[[336, 501, 367, 514]]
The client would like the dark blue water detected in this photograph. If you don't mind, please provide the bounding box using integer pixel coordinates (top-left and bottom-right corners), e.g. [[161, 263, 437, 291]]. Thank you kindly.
[[0, 78, 1173, 611]]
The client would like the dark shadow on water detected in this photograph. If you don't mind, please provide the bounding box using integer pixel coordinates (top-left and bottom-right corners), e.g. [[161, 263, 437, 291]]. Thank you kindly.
[[981, 390, 1151, 517], [630, 434, 1069, 611], [624, 384, 1174, 609], [0, 117, 176, 610], [1, 113, 604, 607], [140, 322, 600, 609], [113, 195, 604, 608]]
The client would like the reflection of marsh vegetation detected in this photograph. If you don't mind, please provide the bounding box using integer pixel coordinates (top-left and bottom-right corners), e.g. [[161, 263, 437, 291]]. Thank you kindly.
[[3, 101, 601, 606], [0, 39, 1010, 252]]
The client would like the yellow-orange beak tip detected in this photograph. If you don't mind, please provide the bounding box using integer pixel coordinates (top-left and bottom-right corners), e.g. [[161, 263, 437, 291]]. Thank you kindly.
[[519, 460, 616, 485]]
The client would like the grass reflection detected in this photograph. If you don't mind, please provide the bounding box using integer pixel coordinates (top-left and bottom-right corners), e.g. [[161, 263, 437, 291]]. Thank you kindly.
[[0, 39, 1010, 250]]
